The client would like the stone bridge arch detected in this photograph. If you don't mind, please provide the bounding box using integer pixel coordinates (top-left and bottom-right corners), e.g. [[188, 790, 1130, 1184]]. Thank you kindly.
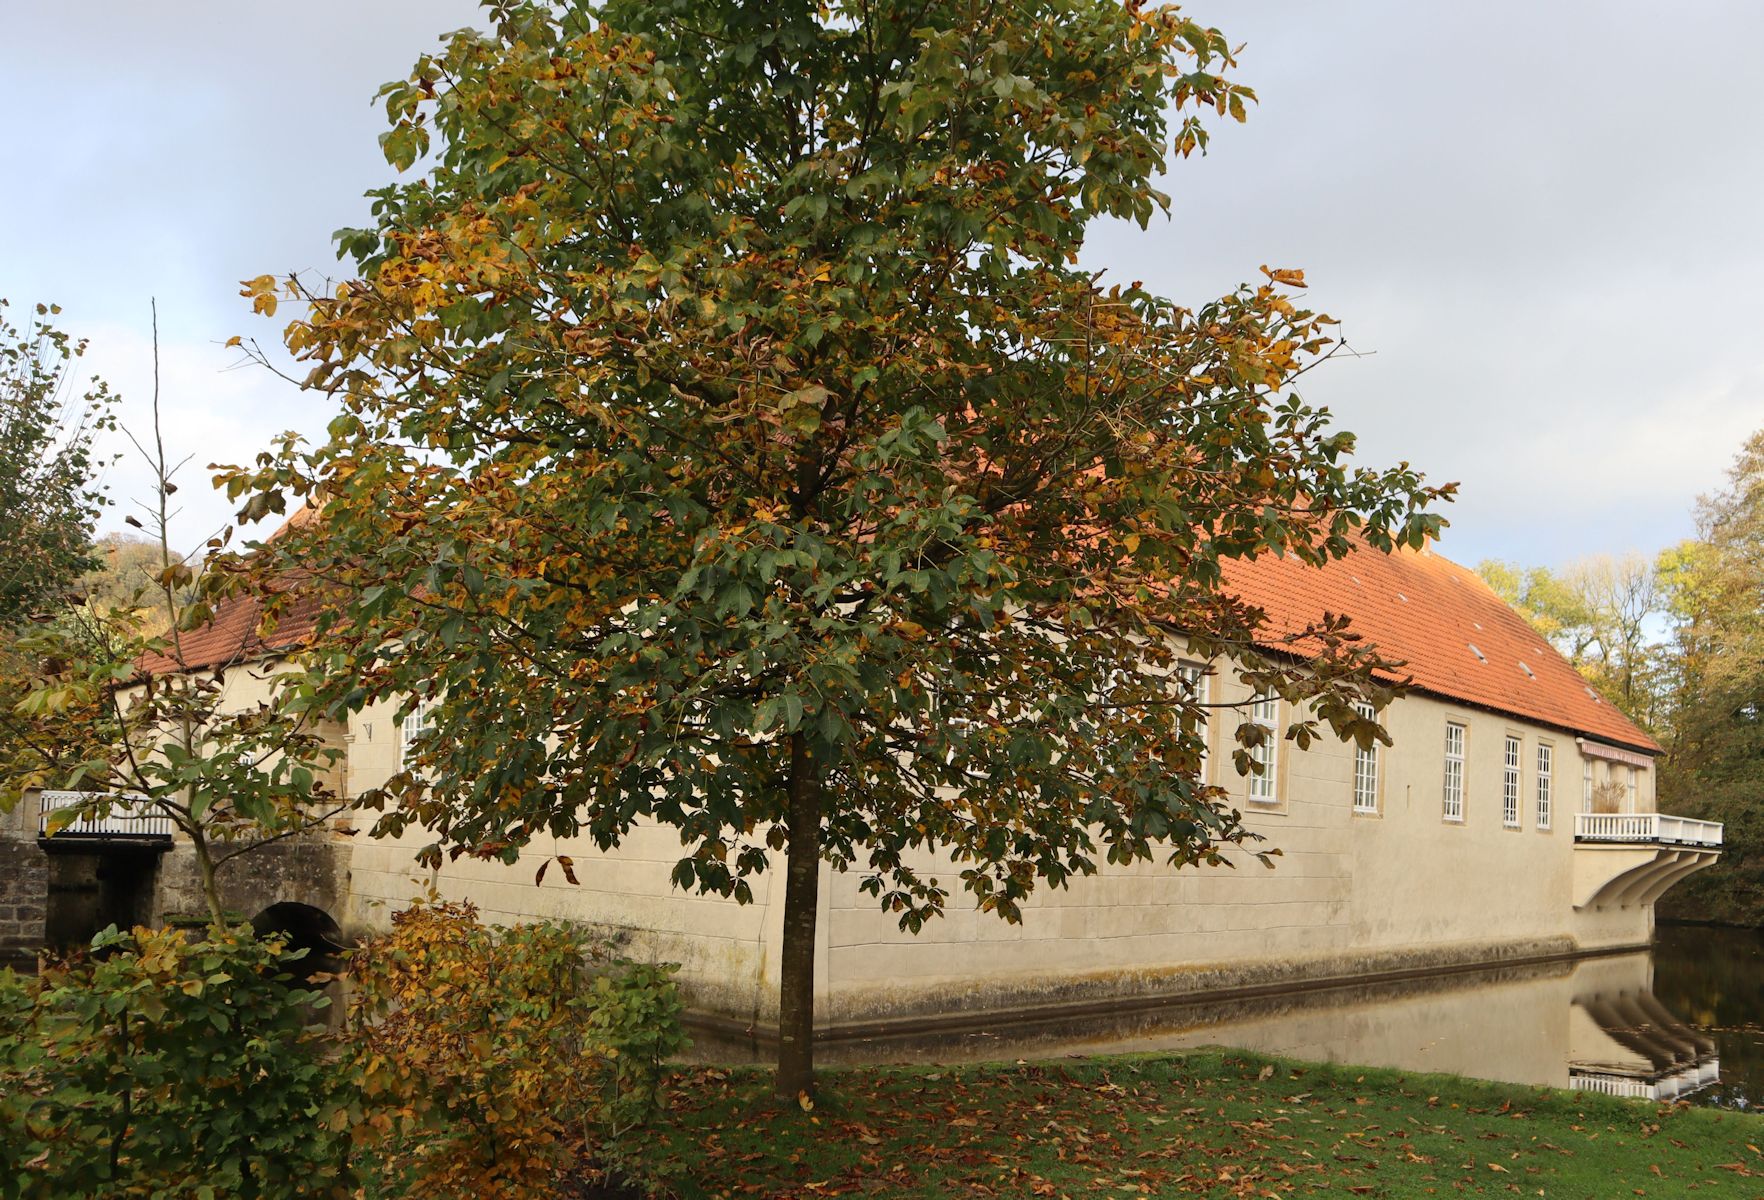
[[252, 901, 346, 974]]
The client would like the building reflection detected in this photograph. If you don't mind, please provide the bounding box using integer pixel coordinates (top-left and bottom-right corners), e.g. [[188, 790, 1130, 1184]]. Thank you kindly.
[[1567, 957, 1720, 1101], [699, 950, 1719, 1103]]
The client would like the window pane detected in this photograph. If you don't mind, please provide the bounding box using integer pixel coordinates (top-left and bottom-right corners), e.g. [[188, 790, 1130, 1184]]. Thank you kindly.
[[1352, 702, 1378, 813], [1179, 664, 1209, 780], [1247, 693, 1278, 802], [1502, 735, 1521, 827], [1536, 744, 1553, 830], [1443, 723, 1465, 821]]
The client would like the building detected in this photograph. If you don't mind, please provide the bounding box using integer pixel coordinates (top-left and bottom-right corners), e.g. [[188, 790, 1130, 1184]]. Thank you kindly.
[[1, 535, 1720, 1053]]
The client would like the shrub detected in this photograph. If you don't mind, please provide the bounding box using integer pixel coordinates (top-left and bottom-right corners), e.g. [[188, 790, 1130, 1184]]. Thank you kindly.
[[0, 925, 352, 1200], [346, 900, 685, 1199]]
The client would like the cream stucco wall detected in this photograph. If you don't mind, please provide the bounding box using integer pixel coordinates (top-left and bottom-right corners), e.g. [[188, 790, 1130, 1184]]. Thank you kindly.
[[340, 695, 783, 1020], [808, 658, 1656, 1024], [335, 653, 1667, 1030], [118, 658, 351, 804], [104, 658, 354, 926]]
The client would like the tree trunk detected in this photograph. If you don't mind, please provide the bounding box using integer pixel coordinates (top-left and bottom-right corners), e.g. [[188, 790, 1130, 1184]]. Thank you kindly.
[[190, 834, 226, 928], [775, 731, 822, 1100]]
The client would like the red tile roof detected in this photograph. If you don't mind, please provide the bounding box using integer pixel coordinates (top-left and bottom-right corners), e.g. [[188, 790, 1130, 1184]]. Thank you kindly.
[[1221, 540, 1659, 754], [137, 583, 326, 675], [151, 509, 1657, 754], [138, 507, 327, 675]]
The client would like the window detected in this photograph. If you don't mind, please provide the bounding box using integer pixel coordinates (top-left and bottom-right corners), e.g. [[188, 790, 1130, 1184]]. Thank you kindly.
[[1502, 735, 1522, 828], [1443, 722, 1465, 822], [1177, 663, 1210, 781], [1536, 743, 1553, 830], [1582, 757, 1594, 813], [1247, 693, 1279, 803], [400, 701, 433, 771], [1352, 702, 1379, 814], [1626, 766, 1638, 813]]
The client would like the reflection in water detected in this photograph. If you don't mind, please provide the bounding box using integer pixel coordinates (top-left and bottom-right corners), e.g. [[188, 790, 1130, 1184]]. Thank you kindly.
[[702, 944, 1731, 1104], [1567, 982, 1719, 1102], [1653, 922, 1764, 1109]]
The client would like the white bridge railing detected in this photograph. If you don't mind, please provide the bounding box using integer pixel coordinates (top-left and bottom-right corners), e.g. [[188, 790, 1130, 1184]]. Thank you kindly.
[[1574, 812, 1723, 848], [1571, 1058, 1720, 1103], [37, 790, 174, 840]]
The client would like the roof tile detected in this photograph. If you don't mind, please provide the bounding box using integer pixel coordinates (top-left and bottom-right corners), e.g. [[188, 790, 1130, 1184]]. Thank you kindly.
[[1221, 541, 1658, 754], [149, 510, 1657, 753]]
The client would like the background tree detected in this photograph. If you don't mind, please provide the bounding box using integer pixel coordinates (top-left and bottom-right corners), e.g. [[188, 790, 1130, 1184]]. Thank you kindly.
[[81, 531, 191, 612], [0, 301, 115, 793], [0, 310, 345, 925], [1477, 552, 1668, 733], [0, 300, 114, 628], [1654, 431, 1764, 924], [227, 0, 1447, 1096]]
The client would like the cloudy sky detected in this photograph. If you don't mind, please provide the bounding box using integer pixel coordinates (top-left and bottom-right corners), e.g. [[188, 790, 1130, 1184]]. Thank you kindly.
[[5, 2, 1762, 569]]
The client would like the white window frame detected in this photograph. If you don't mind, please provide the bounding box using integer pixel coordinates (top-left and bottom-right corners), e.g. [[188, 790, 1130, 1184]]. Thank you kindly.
[[1247, 693, 1279, 803], [1352, 702, 1379, 814], [1582, 757, 1594, 813], [1502, 734, 1522, 828], [1626, 766, 1638, 813], [1536, 742, 1553, 831], [1443, 722, 1466, 822], [1177, 663, 1210, 783], [400, 700, 434, 772]]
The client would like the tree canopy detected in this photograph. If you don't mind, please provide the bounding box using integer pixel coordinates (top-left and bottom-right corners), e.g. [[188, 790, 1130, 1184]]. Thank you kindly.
[[1480, 432, 1764, 925], [1654, 431, 1764, 923], [226, 0, 1448, 1093], [1, 316, 344, 925], [1477, 552, 1666, 734], [0, 300, 113, 629]]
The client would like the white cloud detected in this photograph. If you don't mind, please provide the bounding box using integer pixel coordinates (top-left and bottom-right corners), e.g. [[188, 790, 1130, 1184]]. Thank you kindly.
[[6, 0, 1764, 575], [73, 321, 332, 555]]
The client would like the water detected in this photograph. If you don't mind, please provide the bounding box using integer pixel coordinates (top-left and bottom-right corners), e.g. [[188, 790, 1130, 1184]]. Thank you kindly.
[[1653, 922, 1764, 1108], [709, 924, 1761, 1106]]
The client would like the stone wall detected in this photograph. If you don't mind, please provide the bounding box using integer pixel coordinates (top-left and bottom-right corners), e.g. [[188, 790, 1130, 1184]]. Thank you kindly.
[[150, 836, 352, 932], [0, 840, 48, 972], [0, 791, 45, 970]]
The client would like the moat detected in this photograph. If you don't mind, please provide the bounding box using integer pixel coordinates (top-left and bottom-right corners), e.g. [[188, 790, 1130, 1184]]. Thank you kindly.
[[706, 922, 1760, 1108]]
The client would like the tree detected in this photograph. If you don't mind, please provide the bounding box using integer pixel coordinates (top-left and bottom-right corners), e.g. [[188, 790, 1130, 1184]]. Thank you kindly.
[[1475, 559, 1594, 654], [1477, 553, 1667, 733], [0, 300, 114, 628], [225, 0, 1447, 1096], [82, 531, 191, 611], [0, 309, 345, 925], [1654, 431, 1764, 922]]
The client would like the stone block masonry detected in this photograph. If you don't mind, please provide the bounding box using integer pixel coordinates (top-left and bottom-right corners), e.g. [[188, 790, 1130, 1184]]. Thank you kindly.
[[0, 840, 48, 971]]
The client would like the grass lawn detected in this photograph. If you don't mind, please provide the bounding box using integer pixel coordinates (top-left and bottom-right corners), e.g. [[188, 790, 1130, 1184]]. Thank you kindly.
[[648, 1050, 1764, 1198]]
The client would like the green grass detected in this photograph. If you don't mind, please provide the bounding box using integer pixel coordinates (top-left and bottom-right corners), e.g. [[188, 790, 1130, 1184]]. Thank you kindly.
[[648, 1050, 1764, 1198]]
